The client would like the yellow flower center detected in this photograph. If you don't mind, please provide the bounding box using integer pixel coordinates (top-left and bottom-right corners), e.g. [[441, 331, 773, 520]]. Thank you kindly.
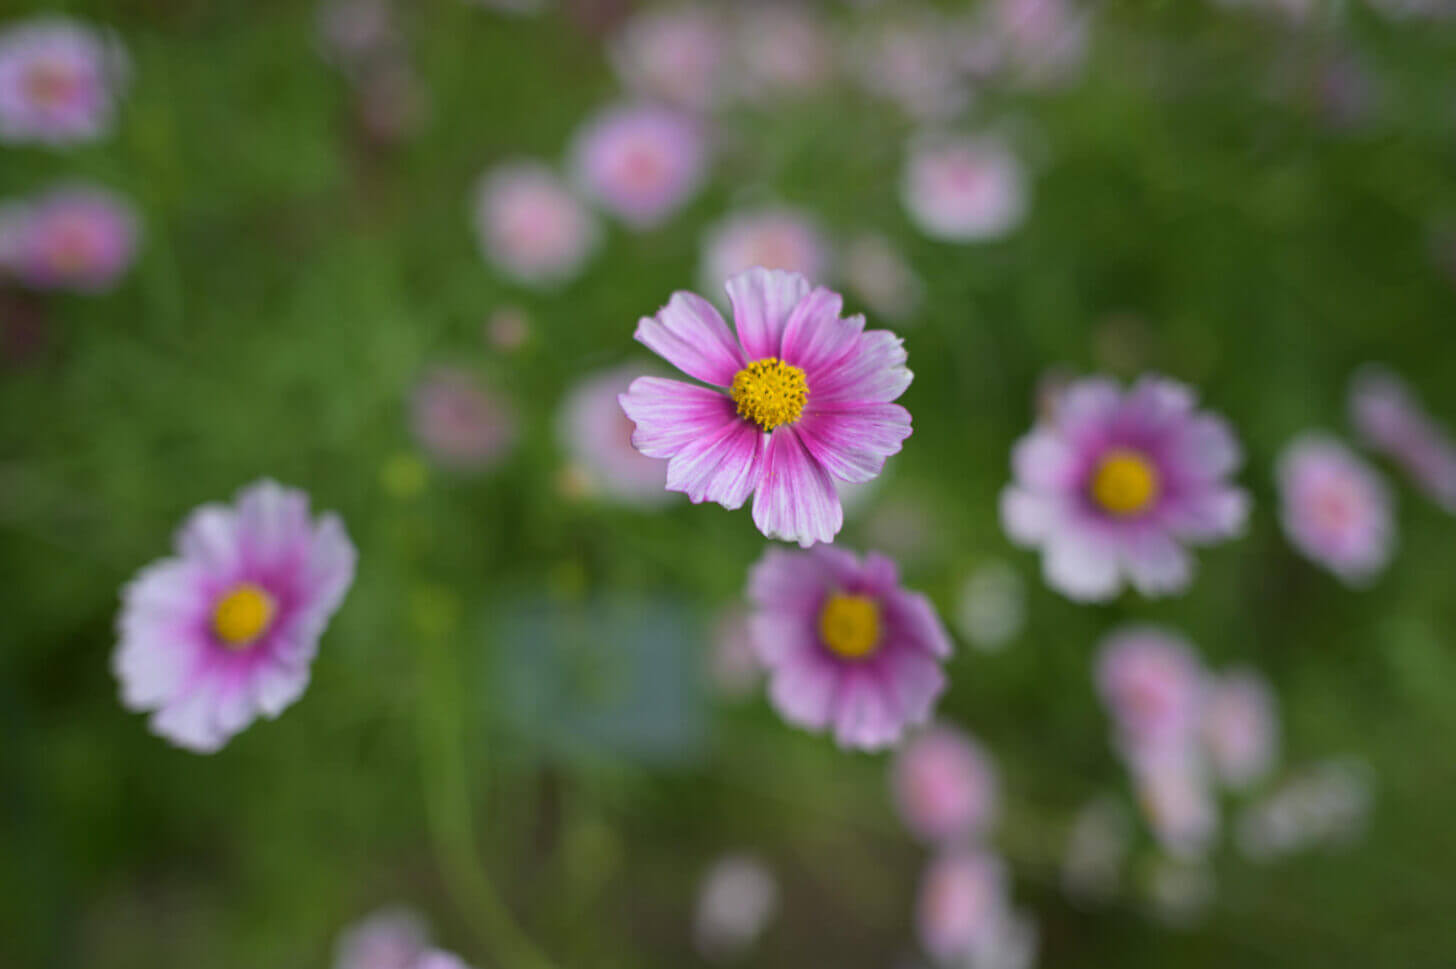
[[1090, 448, 1160, 516], [730, 357, 808, 431], [212, 583, 275, 648], [818, 593, 882, 660]]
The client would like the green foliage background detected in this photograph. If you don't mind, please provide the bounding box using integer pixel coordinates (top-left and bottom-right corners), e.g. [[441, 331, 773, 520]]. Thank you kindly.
[[4, 2, 1456, 967]]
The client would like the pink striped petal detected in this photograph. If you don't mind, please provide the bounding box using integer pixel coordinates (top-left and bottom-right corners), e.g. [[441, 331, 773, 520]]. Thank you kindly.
[[885, 589, 954, 658], [634, 291, 745, 386], [832, 673, 901, 749], [620, 377, 737, 458], [724, 267, 811, 360], [751, 428, 843, 546], [779, 286, 864, 375], [807, 330, 912, 404], [235, 480, 311, 568], [665, 416, 767, 509], [769, 649, 839, 730], [795, 402, 912, 483]]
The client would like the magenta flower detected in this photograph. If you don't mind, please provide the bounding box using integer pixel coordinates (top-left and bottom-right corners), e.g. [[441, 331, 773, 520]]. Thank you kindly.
[[1276, 433, 1394, 585], [0, 17, 127, 145], [700, 207, 830, 290], [334, 907, 430, 969], [1200, 667, 1279, 790], [570, 103, 707, 229], [411, 367, 517, 471], [619, 268, 913, 546], [916, 850, 1011, 964], [1000, 375, 1249, 601], [902, 133, 1029, 243], [1096, 625, 1205, 766], [112, 480, 356, 753], [473, 161, 599, 287], [745, 546, 950, 750], [892, 723, 999, 844], [557, 364, 672, 507], [1350, 365, 1456, 513], [609, 5, 726, 112], [0, 183, 139, 292]]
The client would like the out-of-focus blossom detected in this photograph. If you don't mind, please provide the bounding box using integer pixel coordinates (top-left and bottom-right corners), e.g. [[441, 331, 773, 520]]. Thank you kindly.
[[1096, 626, 1205, 764], [558, 364, 672, 506], [410, 367, 518, 470], [484, 305, 530, 351], [1350, 365, 1456, 513], [848, 15, 970, 121], [844, 233, 923, 323], [1145, 858, 1215, 927], [730, 6, 833, 100], [0, 184, 139, 292], [1136, 758, 1218, 861], [701, 207, 831, 292], [1061, 795, 1132, 904], [609, 5, 727, 112], [902, 134, 1029, 243], [1276, 433, 1394, 586], [473, 162, 600, 286], [1001, 375, 1249, 602], [693, 854, 778, 961], [112, 480, 357, 753], [570, 103, 708, 229], [892, 724, 999, 843], [334, 907, 429, 969], [985, 0, 1089, 88], [708, 606, 761, 698], [619, 268, 912, 546], [746, 545, 950, 749], [0, 17, 128, 145], [1200, 667, 1279, 790], [411, 952, 475, 969], [954, 560, 1026, 652], [964, 907, 1039, 969], [916, 851, 1009, 964], [1236, 759, 1374, 862]]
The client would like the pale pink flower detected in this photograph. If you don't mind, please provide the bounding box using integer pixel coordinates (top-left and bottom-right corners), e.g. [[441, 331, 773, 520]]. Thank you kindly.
[[0, 183, 139, 292], [1276, 433, 1394, 585], [0, 17, 128, 145], [410, 367, 517, 471], [693, 854, 778, 961], [334, 907, 429, 969], [730, 6, 833, 100], [1200, 667, 1279, 790], [112, 480, 357, 753], [1350, 365, 1456, 513], [848, 16, 970, 121], [986, 0, 1090, 88], [570, 103, 708, 229], [844, 233, 923, 323], [916, 850, 1009, 964], [892, 724, 999, 843], [412, 952, 475, 969], [701, 207, 831, 291], [1135, 757, 1218, 861], [609, 5, 727, 112], [902, 133, 1029, 243], [557, 364, 672, 507], [473, 161, 600, 286], [1095, 625, 1205, 765]]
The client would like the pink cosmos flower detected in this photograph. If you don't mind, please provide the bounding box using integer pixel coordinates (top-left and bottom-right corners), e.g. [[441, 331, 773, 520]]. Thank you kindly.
[[1276, 433, 1394, 586], [745, 546, 950, 750], [1200, 667, 1279, 790], [1136, 757, 1218, 861], [112, 480, 357, 753], [473, 161, 600, 287], [1350, 365, 1456, 513], [1000, 375, 1249, 602], [701, 208, 831, 291], [1096, 625, 1205, 765], [844, 232, 923, 323], [0, 17, 128, 145], [902, 133, 1029, 243], [892, 723, 999, 843], [0, 184, 139, 292], [334, 907, 429, 969], [410, 367, 517, 471], [692, 854, 779, 961], [412, 952, 475, 969], [619, 268, 913, 546], [986, 0, 1090, 89], [557, 364, 672, 507], [570, 103, 708, 229], [609, 5, 727, 112], [916, 850, 1009, 964], [730, 6, 833, 100], [848, 16, 970, 121]]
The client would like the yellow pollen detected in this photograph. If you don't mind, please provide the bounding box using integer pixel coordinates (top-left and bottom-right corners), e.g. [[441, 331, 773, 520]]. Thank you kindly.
[[730, 357, 808, 431], [1090, 448, 1160, 516], [818, 593, 882, 660], [212, 583, 275, 648]]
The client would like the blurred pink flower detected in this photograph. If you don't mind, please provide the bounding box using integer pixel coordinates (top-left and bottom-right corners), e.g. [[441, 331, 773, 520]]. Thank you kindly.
[[1096, 625, 1205, 765], [701, 207, 831, 291], [693, 854, 778, 961], [473, 161, 600, 286], [570, 103, 708, 229], [746, 545, 950, 750], [1136, 757, 1218, 861], [986, 0, 1090, 88], [609, 5, 727, 112], [410, 367, 518, 471], [619, 268, 913, 546], [844, 232, 923, 323], [1350, 365, 1456, 513], [1001, 375, 1249, 602], [730, 6, 833, 100], [557, 363, 672, 506], [892, 723, 999, 843], [112, 480, 357, 753], [916, 850, 1009, 964], [411, 952, 475, 969], [0, 17, 128, 145], [1200, 667, 1279, 790], [902, 133, 1029, 243], [1276, 433, 1394, 585], [848, 16, 970, 121], [0, 184, 139, 292], [334, 907, 429, 969]]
